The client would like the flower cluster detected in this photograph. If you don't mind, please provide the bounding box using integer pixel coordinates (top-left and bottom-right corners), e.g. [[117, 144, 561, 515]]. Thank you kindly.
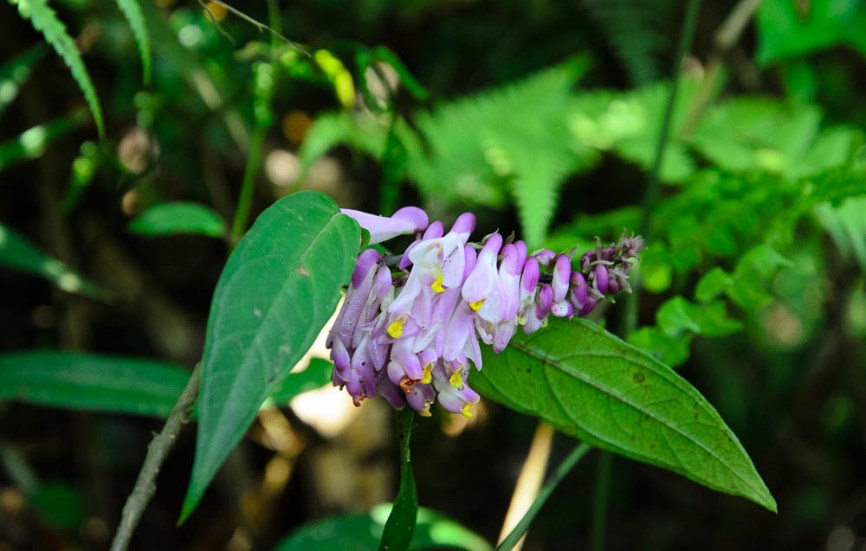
[[327, 207, 644, 418]]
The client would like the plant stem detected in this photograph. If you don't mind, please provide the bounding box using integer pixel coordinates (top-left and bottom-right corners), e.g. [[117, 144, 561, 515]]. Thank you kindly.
[[380, 408, 418, 551], [230, 127, 266, 242], [496, 442, 592, 551], [110, 364, 202, 551], [589, 451, 612, 551], [622, 0, 702, 336]]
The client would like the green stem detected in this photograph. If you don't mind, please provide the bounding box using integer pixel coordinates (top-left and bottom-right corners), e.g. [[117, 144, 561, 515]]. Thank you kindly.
[[496, 442, 592, 551], [380, 409, 418, 551], [230, 126, 266, 243], [589, 451, 612, 551], [622, 0, 702, 336]]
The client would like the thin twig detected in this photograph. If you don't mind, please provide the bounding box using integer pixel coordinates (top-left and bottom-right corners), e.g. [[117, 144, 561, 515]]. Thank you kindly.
[[110, 364, 202, 551]]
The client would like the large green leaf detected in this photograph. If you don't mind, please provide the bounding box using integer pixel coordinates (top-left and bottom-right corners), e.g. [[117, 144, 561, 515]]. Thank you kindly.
[[275, 505, 491, 551], [0, 221, 104, 298], [128, 202, 227, 238], [473, 318, 777, 512], [0, 351, 189, 417], [181, 191, 360, 521]]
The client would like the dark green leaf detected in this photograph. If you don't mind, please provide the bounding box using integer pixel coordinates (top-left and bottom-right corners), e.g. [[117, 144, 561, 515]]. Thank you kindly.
[[0, 351, 189, 417], [0, 43, 45, 117], [128, 202, 227, 238], [181, 191, 359, 521], [0, 221, 104, 298], [473, 319, 776, 512], [0, 110, 89, 170], [275, 504, 491, 551]]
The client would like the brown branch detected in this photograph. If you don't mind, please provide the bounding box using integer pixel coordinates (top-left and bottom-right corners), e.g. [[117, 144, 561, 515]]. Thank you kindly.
[[110, 364, 202, 551]]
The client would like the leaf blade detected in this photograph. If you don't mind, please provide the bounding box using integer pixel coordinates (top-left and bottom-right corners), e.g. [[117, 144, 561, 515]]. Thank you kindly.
[[181, 191, 359, 521], [473, 318, 776, 512], [128, 202, 227, 238], [114, 0, 151, 83], [0, 351, 189, 417]]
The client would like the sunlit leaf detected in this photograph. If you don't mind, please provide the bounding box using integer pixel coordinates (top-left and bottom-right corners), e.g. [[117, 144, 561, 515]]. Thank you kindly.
[[181, 191, 359, 521], [275, 504, 491, 551], [128, 202, 227, 238], [0, 350, 189, 417], [473, 318, 777, 512]]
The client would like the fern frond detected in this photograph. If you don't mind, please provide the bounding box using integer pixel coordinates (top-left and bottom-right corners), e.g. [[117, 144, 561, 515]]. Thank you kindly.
[[412, 56, 595, 246], [0, 44, 45, 118], [11, 0, 105, 138], [114, 0, 151, 84], [583, 0, 674, 86]]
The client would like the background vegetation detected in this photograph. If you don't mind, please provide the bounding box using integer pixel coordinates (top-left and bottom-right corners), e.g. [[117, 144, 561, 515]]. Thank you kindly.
[[1, 0, 865, 549]]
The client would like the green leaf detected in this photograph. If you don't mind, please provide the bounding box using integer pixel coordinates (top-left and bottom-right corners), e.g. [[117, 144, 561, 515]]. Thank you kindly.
[[0, 44, 45, 117], [695, 267, 734, 303], [0, 221, 104, 298], [815, 196, 866, 271], [268, 357, 333, 405], [756, 0, 866, 64], [0, 110, 89, 171], [11, 0, 105, 138], [473, 318, 777, 512], [114, 0, 151, 84], [380, 409, 417, 551], [274, 504, 492, 551], [128, 202, 227, 238], [0, 350, 189, 417], [181, 191, 360, 522]]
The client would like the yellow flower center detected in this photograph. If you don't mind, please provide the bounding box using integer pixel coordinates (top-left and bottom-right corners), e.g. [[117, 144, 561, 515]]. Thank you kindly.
[[431, 275, 445, 293], [469, 299, 485, 311], [461, 404, 473, 419], [387, 315, 406, 339], [421, 364, 433, 384], [449, 370, 464, 389]]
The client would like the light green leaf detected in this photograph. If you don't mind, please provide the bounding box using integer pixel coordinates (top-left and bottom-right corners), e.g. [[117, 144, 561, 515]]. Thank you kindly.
[[815, 196, 866, 271], [473, 318, 777, 512], [128, 202, 227, 238], [696, 267, 734, 303], [181, 191, 360, 521], [275, 504, 492, 551], [269, 357, 333, 404], [0, 221, 104, 298], [0, 44, 45, 117], [0, 350, 189, 417], [11, 0, 105, 138], [114, 0, 151, 84]]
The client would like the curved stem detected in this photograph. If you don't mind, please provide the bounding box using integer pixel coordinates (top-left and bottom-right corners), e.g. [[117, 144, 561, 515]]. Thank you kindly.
[[496, 442, 592, 551], [110, 364, 202, 551]]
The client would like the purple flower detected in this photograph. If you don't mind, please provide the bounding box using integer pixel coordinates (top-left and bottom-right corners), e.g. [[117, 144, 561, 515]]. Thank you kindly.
[[327, 206, 643, 416]]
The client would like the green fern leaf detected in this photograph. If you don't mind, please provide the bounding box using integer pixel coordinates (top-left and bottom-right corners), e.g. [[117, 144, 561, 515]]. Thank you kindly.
[[11, 0, 105, 138], [412, 56, 594, 246], [583, 0, 674, 85], [114, 0, 151, 84]]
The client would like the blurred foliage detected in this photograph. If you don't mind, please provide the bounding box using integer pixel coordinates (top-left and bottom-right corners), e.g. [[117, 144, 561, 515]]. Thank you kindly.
[[1, 0, 866, 549]]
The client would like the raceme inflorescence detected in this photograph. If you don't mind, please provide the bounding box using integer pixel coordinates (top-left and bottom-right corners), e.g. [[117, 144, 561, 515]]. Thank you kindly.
[[327, 207, 644, 418]]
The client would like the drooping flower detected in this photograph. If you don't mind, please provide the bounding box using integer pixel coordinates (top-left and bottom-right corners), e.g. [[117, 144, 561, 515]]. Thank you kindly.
[[327, 206, 643, 417]]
